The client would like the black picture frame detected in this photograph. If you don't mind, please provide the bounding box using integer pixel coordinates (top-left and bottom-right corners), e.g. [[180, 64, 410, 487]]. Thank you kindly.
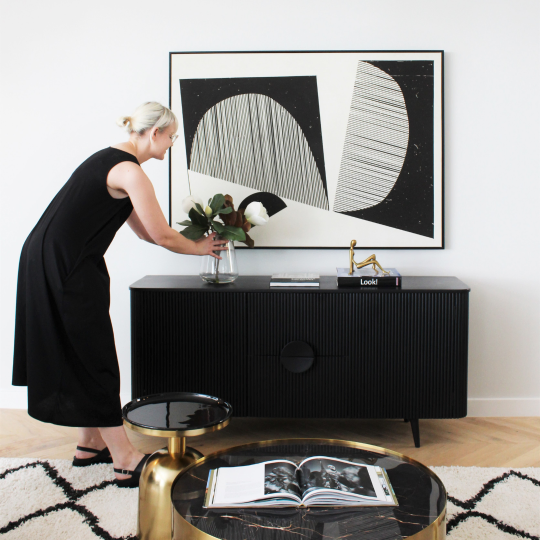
[[170, 51, 444, 249]]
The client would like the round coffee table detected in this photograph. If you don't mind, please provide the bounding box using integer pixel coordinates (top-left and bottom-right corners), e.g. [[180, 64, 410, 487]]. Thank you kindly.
[[171, 439, 446, 540], [122, 392, 232, 540]]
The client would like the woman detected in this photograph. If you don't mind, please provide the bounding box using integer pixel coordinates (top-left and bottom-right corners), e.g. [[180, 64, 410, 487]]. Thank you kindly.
[[12, 102, 223, 487]]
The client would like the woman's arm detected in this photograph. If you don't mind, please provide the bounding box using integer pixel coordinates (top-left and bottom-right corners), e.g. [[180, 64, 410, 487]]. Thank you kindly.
[[108, 161, 224, 257], [126, 209, 156, 244]]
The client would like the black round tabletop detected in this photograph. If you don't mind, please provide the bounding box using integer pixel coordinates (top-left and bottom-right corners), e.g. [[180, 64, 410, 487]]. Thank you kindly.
[[172, 439, 446, 540], [122, 392, 232, 436]]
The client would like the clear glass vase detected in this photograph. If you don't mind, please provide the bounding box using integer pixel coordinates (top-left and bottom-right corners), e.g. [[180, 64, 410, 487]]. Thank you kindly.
[[199, 236, 239, 284]]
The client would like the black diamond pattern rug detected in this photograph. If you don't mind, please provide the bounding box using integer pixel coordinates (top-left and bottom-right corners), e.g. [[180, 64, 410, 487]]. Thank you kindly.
[[0, 459, 539, 539], [434, 466, 540, 539]]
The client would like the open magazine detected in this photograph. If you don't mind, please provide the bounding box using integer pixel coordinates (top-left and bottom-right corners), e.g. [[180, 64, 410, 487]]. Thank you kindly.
[[204, 456, 398, 508]]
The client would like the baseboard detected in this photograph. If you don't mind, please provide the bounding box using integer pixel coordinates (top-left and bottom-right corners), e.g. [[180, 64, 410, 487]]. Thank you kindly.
[[0, 388, 133, 410], [1, 388, 539, 417], [467, 398, 540, 417]]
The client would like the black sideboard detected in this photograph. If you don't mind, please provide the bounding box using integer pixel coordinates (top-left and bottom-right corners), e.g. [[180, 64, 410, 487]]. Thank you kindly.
[[130, 276, 470, 447]]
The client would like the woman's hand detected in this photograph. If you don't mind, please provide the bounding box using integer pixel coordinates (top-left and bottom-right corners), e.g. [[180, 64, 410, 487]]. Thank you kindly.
[[108, 163, 232, 258], [194, 233, 228, 259]]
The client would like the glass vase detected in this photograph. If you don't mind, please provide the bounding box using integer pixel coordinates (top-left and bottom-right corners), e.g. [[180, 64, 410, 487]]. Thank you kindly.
[[199, 236, 239, 284]]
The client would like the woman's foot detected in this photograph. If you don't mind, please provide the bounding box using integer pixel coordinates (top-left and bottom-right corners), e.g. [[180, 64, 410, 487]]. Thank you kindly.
[[75, 441, 107, 460], [75, 428, 107, 460], [113, 450, 146, 481], [73, 428, 111, 467], [73, 446, 112, 467]]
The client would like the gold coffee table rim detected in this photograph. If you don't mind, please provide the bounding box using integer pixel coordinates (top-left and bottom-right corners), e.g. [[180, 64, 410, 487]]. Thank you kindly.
[[172, 437, 447, 540]]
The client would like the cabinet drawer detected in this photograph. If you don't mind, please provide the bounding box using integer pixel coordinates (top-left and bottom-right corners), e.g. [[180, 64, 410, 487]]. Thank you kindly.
[[247, 293, 349, 357], [242, 355, 352, 417]]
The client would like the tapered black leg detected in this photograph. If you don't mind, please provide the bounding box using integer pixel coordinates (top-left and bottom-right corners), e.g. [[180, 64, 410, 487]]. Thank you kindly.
[[410, 419, 420, 447]]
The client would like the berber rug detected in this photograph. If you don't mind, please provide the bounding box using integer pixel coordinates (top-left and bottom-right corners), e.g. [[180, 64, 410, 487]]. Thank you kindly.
[[0, 458, 538, 539]]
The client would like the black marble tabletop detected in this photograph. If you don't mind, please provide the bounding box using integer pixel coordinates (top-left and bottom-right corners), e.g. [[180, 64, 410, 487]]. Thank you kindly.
[[123, 392, 232, 432], [172, 440, 446, 540]]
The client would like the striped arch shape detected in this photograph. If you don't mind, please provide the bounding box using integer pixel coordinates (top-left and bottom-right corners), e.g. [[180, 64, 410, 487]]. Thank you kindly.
[[189, 93, 329, 210], [334, 61, 410, 213]]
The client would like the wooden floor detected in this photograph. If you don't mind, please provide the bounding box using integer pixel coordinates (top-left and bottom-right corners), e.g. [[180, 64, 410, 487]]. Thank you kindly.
[[1, 409, 539, 467]]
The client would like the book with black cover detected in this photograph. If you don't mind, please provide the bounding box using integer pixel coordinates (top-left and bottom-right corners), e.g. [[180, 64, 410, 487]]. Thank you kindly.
[[337, 268, 401, 288], [204, 456, 398, 508], [270, 273, 320, 287]]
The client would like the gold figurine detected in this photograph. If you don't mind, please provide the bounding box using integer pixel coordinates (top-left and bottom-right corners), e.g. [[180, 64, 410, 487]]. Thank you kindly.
[[349, 240, 390, 276]]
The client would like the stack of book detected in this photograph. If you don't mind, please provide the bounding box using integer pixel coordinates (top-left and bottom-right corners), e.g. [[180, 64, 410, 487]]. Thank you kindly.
[[337, 268, 402, 288], [270, 273, 320, 287]]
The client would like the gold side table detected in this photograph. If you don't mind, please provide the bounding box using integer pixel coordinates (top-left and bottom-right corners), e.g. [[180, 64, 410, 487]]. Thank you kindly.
[[122, 392, 232, 540]]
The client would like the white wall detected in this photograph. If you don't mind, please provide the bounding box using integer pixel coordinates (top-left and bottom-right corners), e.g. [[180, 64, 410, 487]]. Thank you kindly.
[[1, 0, 539, 415]]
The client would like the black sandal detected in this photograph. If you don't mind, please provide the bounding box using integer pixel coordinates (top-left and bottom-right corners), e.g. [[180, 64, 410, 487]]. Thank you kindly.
[[114, 454, 151, 488], [72, 446, 112, 467]]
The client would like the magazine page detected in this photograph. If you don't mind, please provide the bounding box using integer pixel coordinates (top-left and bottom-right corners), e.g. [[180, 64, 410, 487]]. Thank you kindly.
[[206, 460, 302, 508], [298, 456, 394, 505]]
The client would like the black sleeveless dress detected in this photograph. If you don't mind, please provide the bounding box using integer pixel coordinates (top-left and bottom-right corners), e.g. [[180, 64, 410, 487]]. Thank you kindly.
[[12, 147, 139, 427]]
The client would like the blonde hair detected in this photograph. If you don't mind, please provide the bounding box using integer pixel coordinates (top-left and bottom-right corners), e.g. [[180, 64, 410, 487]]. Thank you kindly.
[[117, 102, 177, 135]]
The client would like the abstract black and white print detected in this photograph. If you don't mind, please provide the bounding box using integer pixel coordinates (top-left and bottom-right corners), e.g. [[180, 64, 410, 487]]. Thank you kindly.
[[179, 76, 327, 209], [187, 93, 328, 210], [170, 52, 443, 248], [334, 61, 409, 214], [336, 60, 435, 238]]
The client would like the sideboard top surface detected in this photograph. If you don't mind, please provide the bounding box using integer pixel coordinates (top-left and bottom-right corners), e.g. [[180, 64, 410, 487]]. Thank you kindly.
[[130, 275, 470, 292]]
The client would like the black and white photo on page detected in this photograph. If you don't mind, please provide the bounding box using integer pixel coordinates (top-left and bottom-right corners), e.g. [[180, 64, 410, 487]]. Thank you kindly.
[[264, 461, 301, 497], [299, 456, 377, 498]]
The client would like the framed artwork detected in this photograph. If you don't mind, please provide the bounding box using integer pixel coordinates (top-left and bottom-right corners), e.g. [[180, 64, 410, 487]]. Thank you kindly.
[[169, 51, 444, 249]]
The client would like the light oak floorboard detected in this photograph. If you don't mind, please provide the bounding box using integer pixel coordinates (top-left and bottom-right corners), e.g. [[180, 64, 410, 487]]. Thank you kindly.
[[1, 410, 538, 467]]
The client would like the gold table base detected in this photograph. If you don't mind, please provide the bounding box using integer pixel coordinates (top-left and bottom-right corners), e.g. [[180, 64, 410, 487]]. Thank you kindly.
[[138, 437, 203, 540]]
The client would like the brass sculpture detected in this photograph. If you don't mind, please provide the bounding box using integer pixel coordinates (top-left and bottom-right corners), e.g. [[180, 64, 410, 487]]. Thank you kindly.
[[349, 240, 390, 275]]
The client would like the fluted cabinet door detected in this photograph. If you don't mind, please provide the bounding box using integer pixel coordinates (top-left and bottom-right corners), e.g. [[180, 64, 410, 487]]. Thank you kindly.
[[347, 291, 469, 419], [131, 290, 246, 406]]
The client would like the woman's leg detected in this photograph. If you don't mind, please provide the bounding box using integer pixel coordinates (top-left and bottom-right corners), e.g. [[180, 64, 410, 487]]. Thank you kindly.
[[75, 428, 107, 459], [99, 425, 145, 480]]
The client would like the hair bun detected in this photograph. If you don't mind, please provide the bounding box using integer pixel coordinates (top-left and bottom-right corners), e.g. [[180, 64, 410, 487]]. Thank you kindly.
[[116, 102, 177, 135], [116, 115, 133, 131]]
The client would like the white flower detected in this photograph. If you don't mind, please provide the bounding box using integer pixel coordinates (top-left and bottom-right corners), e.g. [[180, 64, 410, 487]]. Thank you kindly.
[[245, 201, 269, 226], [204, 205, 213, 217], [181, 195, 204, 214]]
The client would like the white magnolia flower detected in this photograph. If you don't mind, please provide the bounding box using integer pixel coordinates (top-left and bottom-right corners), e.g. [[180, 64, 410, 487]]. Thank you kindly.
[[181, 195, 204, 214], [245, 201, 269, 226]]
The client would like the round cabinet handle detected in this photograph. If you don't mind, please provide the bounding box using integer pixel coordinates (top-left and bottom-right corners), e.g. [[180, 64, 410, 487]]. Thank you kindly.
[[280, 341, 314, 373]]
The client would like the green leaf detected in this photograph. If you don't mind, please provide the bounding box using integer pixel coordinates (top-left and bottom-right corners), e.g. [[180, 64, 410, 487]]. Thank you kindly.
[[194, 202, 205, 215], [210, 194, 225, 214], [180, 224, 207, 240], [208, 198, 212, 205], [211, 220, 225, 234], [189, 207, 208, 227], [217, 206, 232, 215], [220, 225, 246, 242], [177, 220, 192, 226]]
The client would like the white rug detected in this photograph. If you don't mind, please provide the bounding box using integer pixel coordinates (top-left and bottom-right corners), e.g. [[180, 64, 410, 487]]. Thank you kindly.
[[434, 466, 540, 540], [0, 459, 538, 539]]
